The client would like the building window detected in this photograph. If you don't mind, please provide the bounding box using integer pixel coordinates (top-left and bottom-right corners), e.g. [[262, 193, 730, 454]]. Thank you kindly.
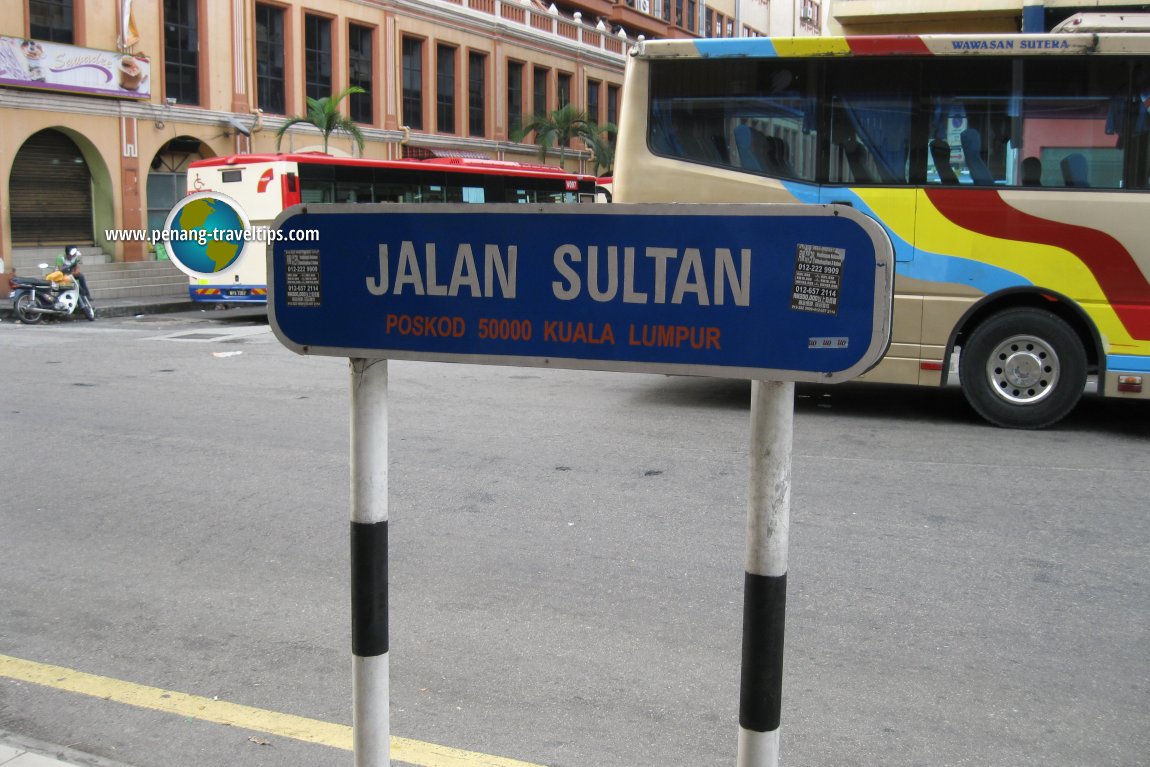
[[29, 0, 73, 43], [801, 0, 821, 27], [586, 79, 601, 123], [507, 60, 524, 136], [348, 24, 373, 124], [533, 66, 549, 119], [304, 14, 332, 102], [402, 37, 424, 130], [607, 84, 619, 127], [558, 72, 571, 110], [687, 0, 696, 32], [436, 45, 456, 134], [163, 0, 199, 105], [468, 51, 486, 138], [147, 171, 187, 235], [255, 4, 286, 115]]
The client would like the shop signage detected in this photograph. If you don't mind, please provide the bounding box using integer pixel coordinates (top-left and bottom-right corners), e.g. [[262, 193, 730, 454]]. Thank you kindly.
[[0, 36, 150, 99]]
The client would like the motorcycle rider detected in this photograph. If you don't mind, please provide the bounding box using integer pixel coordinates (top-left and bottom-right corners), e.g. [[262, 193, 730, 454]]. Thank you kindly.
[[57, 245, 92, 304]]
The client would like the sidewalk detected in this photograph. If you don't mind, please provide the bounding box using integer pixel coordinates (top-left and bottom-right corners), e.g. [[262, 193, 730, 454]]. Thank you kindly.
[[77, 295, 198, 320], [0, 731, 135, 767], [0, 294, 200, 322]]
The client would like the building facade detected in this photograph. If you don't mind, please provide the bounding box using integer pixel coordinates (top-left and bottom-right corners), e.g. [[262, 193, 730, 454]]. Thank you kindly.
[[0, 0, 818, 288], [1, 0, 637, 280]]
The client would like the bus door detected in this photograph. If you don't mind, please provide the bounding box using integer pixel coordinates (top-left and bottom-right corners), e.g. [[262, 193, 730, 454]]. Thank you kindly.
[[817, 65, 924, 384], [817, 181, 924, 385]]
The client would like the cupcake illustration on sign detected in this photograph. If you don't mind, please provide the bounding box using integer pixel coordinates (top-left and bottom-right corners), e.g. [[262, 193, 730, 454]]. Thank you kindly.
[[21, 39, 45, 81], [119, 55, 144, 90]]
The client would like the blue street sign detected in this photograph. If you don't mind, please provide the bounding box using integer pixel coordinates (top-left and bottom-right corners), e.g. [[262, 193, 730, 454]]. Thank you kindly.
[[269, 203, 893, 383]]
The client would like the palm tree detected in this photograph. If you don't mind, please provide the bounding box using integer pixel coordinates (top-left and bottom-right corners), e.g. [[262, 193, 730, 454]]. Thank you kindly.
[[513, 104, 616, 170], [274, 86, 366, 155]]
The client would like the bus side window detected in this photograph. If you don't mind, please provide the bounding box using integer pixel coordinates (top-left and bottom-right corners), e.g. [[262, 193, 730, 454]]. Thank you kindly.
[[839, 136, 876, 184], [825, 60, 914, 185], [733, 125, 765, 172], [671, 111, 726, 165], [735, 126, 796, 177], [960, 129, 996, 186], [929, 140, 959, 184], [649, 102, 683, 157], [1016, 58, 1128, 189], [300, 181, 332, 203], [1060, 153, 1090, 187], [1020, 156, 1044, 186]]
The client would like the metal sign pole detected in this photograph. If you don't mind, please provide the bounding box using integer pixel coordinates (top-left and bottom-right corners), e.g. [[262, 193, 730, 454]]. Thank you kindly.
[[350, 358, 390, 767], [737, 380, 794, 767]]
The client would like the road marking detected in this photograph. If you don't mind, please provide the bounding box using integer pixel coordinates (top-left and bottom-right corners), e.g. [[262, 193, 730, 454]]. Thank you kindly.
[[0, 653, 545, 767], [145, 326, 272, 342]]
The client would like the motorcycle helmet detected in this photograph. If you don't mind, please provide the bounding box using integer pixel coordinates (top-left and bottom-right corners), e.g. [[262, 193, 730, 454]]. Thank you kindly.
[[67, 246, 81, 259]]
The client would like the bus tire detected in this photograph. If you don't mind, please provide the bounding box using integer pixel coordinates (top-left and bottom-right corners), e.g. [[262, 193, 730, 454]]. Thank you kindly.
[[959, 308, 1087, 429]]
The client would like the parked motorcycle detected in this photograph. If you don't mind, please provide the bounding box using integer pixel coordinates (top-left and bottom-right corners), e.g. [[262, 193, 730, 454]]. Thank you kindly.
[[9, 262, 96, 324]]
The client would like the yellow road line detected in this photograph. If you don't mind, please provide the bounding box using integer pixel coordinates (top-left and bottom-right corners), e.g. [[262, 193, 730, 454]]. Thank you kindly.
[[0, 653, 545, 767]]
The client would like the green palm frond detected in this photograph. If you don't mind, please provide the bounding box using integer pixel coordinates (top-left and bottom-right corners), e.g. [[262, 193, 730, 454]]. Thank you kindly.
[[512, 104, 617, 169], [274, 86, 367, 154]]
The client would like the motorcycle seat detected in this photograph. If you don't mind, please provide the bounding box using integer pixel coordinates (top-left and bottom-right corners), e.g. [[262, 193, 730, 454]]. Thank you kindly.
[[13, 277, 53, 287]]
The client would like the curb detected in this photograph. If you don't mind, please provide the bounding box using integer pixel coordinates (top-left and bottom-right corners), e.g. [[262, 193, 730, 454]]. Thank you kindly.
[[0, 300, 197, 322], [0, 730, 138, 767], [90, 301, 198, 319]]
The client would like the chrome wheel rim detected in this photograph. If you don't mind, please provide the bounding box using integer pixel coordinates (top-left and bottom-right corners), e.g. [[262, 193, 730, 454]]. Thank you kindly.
[[16, 295, 35, 320], [986, 334, 1060, 405]]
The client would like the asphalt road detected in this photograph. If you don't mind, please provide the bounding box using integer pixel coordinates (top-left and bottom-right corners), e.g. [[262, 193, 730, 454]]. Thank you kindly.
[[1, 309, 1147, 767]]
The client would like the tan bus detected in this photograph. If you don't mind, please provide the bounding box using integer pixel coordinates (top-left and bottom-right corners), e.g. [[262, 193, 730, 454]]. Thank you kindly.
[[613, 32, 1150, 428]]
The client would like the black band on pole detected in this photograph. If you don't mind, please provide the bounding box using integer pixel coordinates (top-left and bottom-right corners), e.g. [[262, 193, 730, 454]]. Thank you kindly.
[[739, 570, 787, 733], [351, 520, 389, 658]]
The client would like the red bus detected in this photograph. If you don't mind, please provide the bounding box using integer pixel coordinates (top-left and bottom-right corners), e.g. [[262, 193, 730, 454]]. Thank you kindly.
[[179, 153, 599, 304]]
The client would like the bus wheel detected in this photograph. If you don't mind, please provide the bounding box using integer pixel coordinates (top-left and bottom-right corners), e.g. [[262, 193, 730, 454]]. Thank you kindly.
[[959, 307, 1087, 429]]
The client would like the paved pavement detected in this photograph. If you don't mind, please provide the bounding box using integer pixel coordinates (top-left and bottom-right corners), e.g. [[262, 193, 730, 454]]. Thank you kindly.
[[0, 731, 135, 767], [2, 290, 220, 767]]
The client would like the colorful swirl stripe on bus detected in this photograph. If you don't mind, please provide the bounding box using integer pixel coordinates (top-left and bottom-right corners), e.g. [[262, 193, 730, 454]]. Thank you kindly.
[[779, 179, 1150, 371]]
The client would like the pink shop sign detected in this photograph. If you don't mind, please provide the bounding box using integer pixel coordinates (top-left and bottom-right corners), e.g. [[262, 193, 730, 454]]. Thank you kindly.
[[0, 36, 150, 99]]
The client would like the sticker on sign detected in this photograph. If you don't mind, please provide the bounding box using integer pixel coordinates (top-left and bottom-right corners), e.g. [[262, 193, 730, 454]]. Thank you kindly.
[[268, 203, 894, 383]]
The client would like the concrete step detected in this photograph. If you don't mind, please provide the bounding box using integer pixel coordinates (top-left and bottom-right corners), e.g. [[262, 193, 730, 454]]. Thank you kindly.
[[91, 282, 189, 300], [82, 261, 184, 277], [9, 251, 191, 302], [89, 273, 187, 290], [11, 247, 108, 271], [88, 261, 188, 301]]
